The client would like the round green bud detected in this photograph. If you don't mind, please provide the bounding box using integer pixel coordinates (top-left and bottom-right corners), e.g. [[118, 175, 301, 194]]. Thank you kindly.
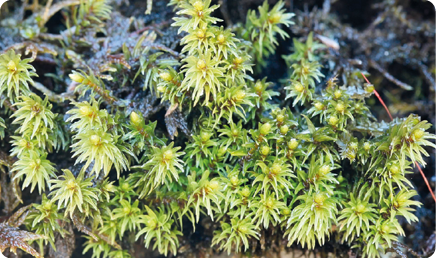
[[328, 115, 339, 126], [90, 135, 101, 146], [123, 206, 131, 214], [397, 194, 408, 206], [334, 90, 342, 99], [209, 181, 219, 190], [266, 198, 274, 208], [234, 90, 246, 102], [254, 81, 263, 92], [241, 187, 250, 197], [411, 117, 420, 125], [314, 193, 327, 205], [163, 149, 173, 161], [200, 131, 211, 142], [197, 59, 206, 70], [276, 114, 285, 123], [282, 208, 291, 216], [160, 72, 172, 82], [217, 146, 227, 157], [270, 163, 281, 175], [238, 225, 248, 234], [260, 145, 270, 156], [260, 123, 272, 135], [412, 129, 425, 141], [355, 203, 366, 213], [193, 1, 204, 11], [7, 60, 17, 72], [146, 219, 157, 229], [196, 29, 205, 39], [335, 102, 345, 113], [365, 84, 375, 93], [337, 174, 345, 183], [280, 125, 289, 134], [295, 83, 304, 93], [319, 165, 330, 176], [66, 180, 77, 191], [234, 56, 243, 65], [363, 142, 371, 152], [69, 73, 84, 83], [43, 201, 53, 211], [121, 182, 130, 191], [79, 105, 92, 117], [269, 13, 281, 24], [389, 164, 400, 175], [130, 111, 142, 126], [230, 176, 239, 186], [381, 224, 390, 233], [217, 34, 225, 44], [314, 102, 324, 111], [288, 138, 299, 150]]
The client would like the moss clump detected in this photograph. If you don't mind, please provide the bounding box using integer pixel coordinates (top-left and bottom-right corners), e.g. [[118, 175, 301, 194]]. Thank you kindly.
[[0, 0, 434, 258]]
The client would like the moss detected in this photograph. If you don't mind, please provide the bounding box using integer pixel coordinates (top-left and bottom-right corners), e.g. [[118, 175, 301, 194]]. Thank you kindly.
[[0, 0, 434, 257]]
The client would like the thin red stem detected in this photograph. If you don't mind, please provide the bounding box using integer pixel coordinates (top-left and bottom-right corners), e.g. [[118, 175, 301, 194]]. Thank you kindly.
[[361, 72, 436, 202], [361, 73, 393, 121]]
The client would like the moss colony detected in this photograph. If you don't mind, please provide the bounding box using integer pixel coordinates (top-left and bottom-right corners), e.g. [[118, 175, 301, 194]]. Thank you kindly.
[[0, 0, 435, 258]]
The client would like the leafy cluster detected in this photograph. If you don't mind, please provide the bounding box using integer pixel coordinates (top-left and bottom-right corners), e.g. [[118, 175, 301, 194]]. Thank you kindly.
[[0, 1, 433, 258]]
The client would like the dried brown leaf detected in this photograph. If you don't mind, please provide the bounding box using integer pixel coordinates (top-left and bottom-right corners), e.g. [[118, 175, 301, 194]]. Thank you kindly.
[[0, 222, 46, 257]]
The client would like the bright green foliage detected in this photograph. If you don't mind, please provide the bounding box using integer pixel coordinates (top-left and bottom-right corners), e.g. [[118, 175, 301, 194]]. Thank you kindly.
[[67, 97, 133, 178], [240, 1, 295, 67], [185, 170, 224, 222], [26, 194, 67, 248], [123, 111, 165, 154], [11, 94, 55, 145], [135, 142, 184, 193], [77, 0, 112, 26], [356, 218, 401, 258], [285, 190, 339, 249], [66, 98, 109, 133], [0, 1, 433, 258], [338, 186, 377, 242], [112, 200, 142, 236], [180, 50, 225, 106], [136, 206, 182, 256], [0, 117, 5, 139], [49, 169, 100, 218], [212, 217, 260, 254], [0, 50, 35, 103], [253, 158, 295, 198], [251, 192, 286, 228], [12, 151, 56, 194], [283, 32, 325, 64], [71, 127, 130, 178]]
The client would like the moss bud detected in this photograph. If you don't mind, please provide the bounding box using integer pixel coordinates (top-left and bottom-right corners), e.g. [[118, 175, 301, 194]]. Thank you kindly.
[[260, 145, 270, 156], [197, 59, 206, 70], [69, 73, 84, 83], [280, 125, 289, 134], [130, 111, 142, 126], [90, 135, 101, 146], [288, 138, 299, 150], [160, 72, 172, 82], [328, 115, 339, 126], [260, 123, 272, 135], [412, 129, 425, 141]]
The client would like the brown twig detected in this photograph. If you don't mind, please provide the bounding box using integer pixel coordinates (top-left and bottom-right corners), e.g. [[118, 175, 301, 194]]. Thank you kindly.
[[369, 60, 413, 91]]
